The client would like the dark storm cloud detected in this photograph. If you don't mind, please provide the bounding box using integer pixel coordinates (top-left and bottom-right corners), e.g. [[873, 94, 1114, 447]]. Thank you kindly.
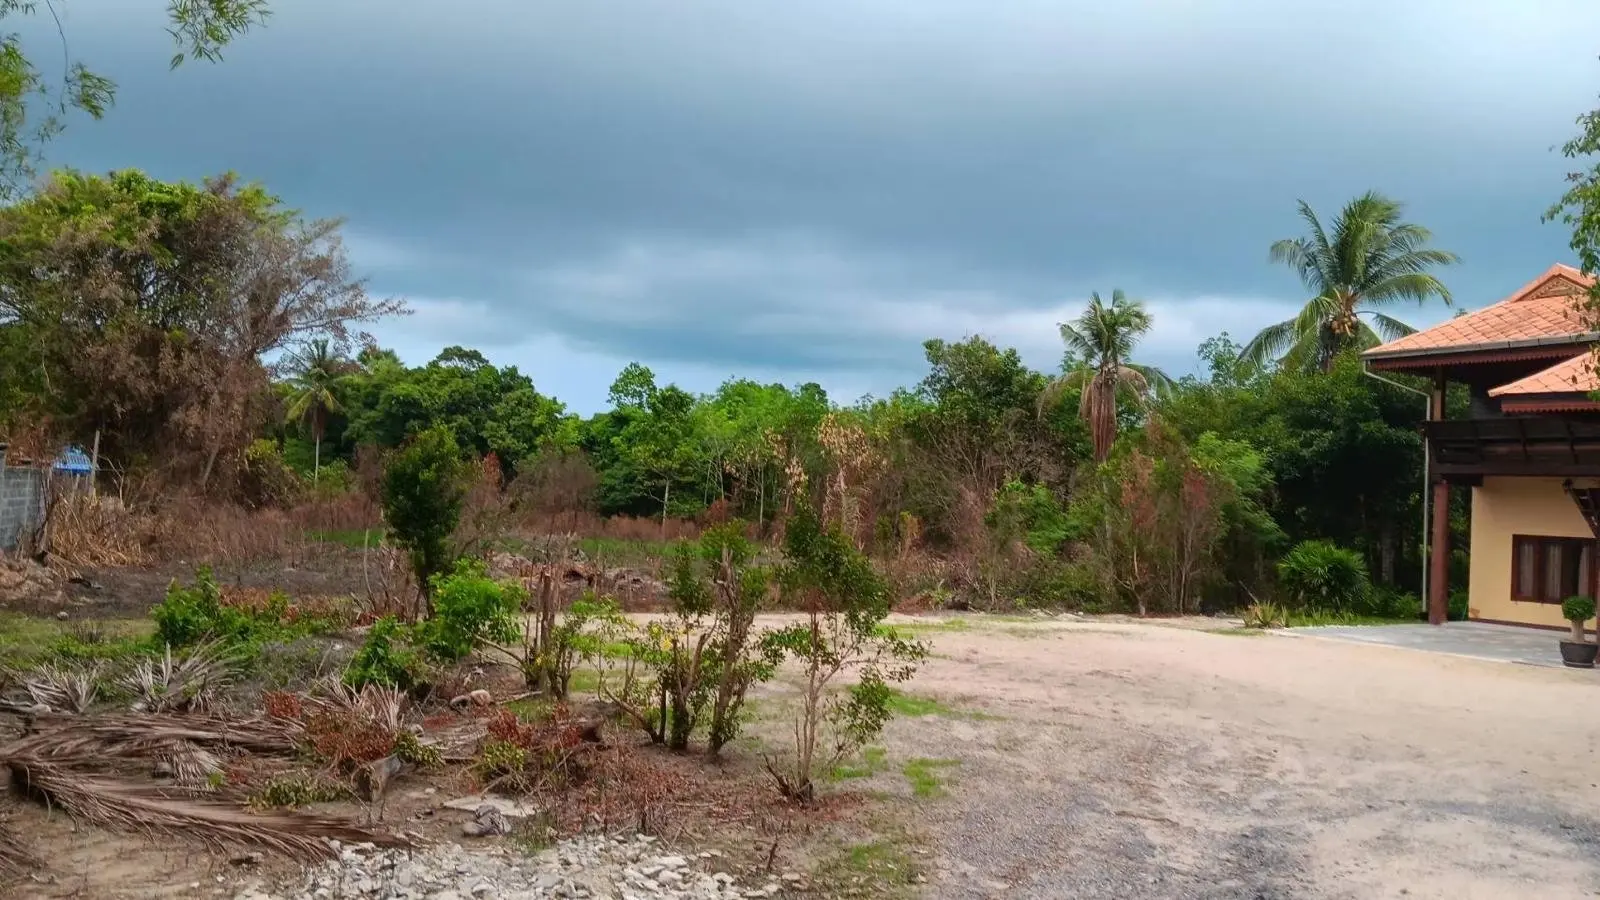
[[30, 0, 1600, 409]]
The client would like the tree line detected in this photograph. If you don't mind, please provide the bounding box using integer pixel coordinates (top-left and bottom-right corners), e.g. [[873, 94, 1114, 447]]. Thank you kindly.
[[0, 166, 1488, 615]]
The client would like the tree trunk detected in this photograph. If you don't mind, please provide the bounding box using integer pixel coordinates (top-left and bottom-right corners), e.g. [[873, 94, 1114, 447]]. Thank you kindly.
[[313, 435, 322, 484], [1378, 525, 1396, 585], [661, 481, 671, 537]]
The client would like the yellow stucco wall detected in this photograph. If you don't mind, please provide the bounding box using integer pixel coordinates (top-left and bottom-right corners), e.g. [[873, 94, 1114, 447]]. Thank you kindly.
[[1468, 476, 1596, 628]]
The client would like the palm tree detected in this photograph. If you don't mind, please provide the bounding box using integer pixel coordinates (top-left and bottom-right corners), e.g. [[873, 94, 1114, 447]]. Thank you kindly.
[[1244, 191, 1459, 370], [283, 339, 351, 482], [1045, 289, 1172, 461]]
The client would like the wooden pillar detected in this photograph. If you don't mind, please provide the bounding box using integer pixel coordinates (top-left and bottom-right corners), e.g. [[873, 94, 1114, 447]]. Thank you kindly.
[[1429, 479, 1450, 625], [1428, 373, 1449, 625]]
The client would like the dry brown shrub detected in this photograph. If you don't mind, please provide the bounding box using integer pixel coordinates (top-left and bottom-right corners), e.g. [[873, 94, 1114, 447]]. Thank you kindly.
[[514, 510, 702, 544], [880, 551, 958, 611], [39, 487, 155, 569], [355, 545, 422, 624], [287, 493, 382, 534], [147, 498, 308, 567]]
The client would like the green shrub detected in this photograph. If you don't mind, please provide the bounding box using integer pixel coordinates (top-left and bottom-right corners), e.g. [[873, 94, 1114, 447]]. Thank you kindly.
[[1242, 601, 1288, 629], [414, 560, 523, 662], [988, 480, 1075, 555], [152, 567, 229, 647], [381, 427, 470, 600], [1563, 594, 1595, 624], [345, 617, 431, 690], [1363, 586, 1419, 620], [152, 567, 337, 652], [1006, 560, 1099, 610], [1448, 590, 1470, 623], [1276, 540, 1370, 612]]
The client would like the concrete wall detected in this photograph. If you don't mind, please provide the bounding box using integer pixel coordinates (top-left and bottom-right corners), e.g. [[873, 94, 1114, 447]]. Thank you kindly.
[[0, 464, 45, 552], [1468, 476, 1596, 628]]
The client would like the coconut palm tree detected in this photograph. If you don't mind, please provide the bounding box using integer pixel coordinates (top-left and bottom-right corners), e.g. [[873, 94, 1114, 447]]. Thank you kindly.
[[1044, 289, 1172, 461], [283, 339, 351, 482], [1244, 191, 1459, 370]]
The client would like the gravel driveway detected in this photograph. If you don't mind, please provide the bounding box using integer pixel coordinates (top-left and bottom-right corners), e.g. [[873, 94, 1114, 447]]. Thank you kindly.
[[876, 618, 1600, 900]]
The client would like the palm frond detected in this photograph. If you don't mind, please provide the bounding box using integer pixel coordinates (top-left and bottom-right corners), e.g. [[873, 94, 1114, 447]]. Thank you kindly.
[[1364, 311, 1417, 342], [6, 762, 406, 858], [1036, 369, 1090, 416], [120, 642, 234, 714], [23, 664, 99, 714], [1362, 272, 1454, 308], [1124, 363, 1174, 398]]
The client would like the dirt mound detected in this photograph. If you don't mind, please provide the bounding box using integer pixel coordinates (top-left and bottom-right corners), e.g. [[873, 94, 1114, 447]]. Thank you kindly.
[[0, 556, 64, 611]]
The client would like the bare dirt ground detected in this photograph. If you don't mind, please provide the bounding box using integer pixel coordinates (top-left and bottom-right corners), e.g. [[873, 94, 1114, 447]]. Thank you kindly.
[[863, 616, 1600, 900], [10, 612, 1600, 899]]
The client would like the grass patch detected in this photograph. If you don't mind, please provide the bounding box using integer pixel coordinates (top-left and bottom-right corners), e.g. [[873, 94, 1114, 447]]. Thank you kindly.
[[1284, 610, 1416, 627], [0, 615, 156, 668], [884, 688, 998, 721], [1213, 627, 1267, 637], [305, 528, 382, 549], [829, 746, 888, 781], [576, 537, 674, 565], [814, 835, 923, 899], [874, 618, 968, 639], [902, 757, 960, 798]]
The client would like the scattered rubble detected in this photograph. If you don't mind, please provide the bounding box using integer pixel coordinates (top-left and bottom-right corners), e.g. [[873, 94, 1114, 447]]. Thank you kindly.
[[237, 834, 791, 900]]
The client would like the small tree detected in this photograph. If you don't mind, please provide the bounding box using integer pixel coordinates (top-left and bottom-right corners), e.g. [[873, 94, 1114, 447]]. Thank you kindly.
[[1563, 595, 1596, 643], [763, 506, 925, 802], [382, 427, 470, 608], [585, 524, 778, 753], [701, 522, 781, 757]]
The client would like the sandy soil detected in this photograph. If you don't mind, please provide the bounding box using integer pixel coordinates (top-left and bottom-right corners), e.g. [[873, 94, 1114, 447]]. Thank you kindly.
[[871, 616, 1600, 899], [12, 613, 1600, 899]]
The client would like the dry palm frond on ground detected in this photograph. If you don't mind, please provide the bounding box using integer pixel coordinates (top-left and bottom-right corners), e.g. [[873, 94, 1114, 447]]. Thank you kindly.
[[22, 663, 99, 714], [8, 711, 303, 759], [120, 642, 234, 714], [308, 677, 405, 731], [6, 761, 404, 858]]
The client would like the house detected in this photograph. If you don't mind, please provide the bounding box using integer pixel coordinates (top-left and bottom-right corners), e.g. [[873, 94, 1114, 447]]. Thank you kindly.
[[1363, 264, 1600, 629]]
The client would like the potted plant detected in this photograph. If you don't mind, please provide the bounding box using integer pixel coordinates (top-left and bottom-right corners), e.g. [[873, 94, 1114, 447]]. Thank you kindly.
[[1559, 595, 1598, 669]]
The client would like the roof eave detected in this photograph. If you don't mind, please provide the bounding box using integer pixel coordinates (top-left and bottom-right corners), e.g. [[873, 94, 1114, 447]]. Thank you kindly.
[[1362, 333, 1600, 362]]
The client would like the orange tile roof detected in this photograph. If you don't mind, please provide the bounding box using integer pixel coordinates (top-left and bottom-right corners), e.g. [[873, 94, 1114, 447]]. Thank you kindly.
[[1363, 264, 1596, 358], [1488, 352, 1598, 397]]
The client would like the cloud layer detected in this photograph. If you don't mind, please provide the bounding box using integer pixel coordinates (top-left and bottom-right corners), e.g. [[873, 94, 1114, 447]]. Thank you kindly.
[[34, 0, 1600, 410]]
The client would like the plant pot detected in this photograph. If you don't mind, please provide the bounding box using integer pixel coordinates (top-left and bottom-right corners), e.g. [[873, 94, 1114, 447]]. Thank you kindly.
[[1559, 640, 1598, 669]]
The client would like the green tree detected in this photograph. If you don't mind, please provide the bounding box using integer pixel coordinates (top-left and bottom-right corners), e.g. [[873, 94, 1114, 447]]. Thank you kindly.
[[603, 364, 706, 528], [1548, 91, 1600, 324], [341, 346, 576, 478], [0, 1, 268, 194], [1163, 346, 1434, 590], [1244, 192, 1459, 370], [282, 338, 351, 482], [0, 169, 398, 489], [381, 427, 470, 607], [1045, 290, 1170, 461]]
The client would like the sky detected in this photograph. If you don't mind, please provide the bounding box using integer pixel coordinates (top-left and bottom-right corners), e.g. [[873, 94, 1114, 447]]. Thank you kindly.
[[28, 0, 1600, 413]]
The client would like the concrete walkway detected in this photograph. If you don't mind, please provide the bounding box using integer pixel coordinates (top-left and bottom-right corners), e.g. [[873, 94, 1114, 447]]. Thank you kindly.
[[1287, 621, 1586, 669]]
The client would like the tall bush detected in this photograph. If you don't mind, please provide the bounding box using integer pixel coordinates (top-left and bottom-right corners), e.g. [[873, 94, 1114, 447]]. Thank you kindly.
[[1276, 540, 1370, 611], [416, 559, 524, 662], [381, 427, 470, 604], [1071, 428, 1258, 615], [762, 506, 925, 802]]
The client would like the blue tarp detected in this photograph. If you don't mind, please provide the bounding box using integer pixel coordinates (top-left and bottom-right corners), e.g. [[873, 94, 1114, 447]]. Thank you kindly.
[[53, 446, 93, 474]]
